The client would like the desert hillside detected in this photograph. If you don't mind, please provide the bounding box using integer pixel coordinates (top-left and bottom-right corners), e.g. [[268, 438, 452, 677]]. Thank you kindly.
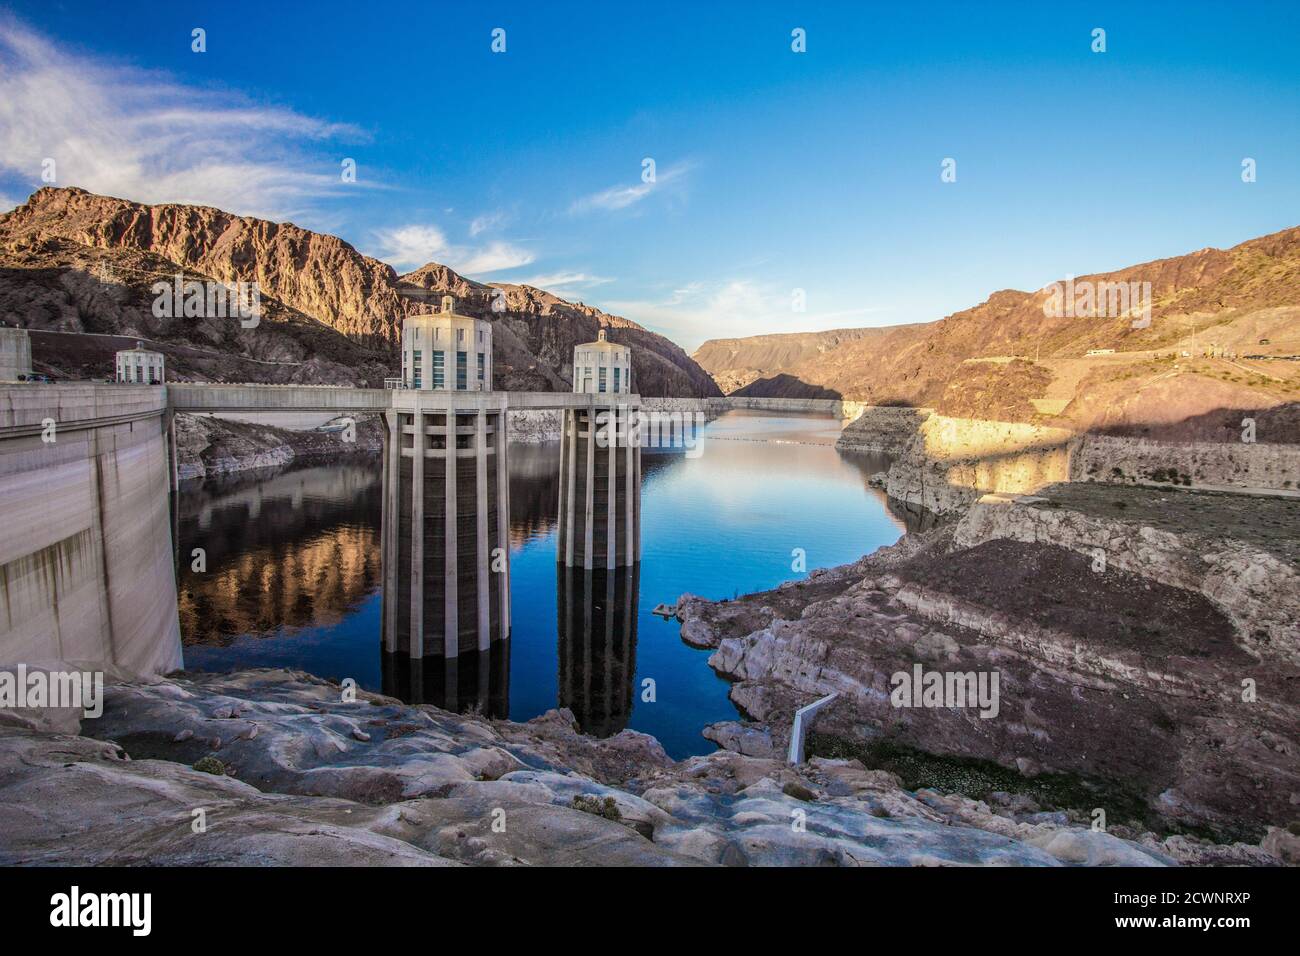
[[0, 187, 720, 396], [691, 327, 915, 395], [693, 226, 1300, 435]]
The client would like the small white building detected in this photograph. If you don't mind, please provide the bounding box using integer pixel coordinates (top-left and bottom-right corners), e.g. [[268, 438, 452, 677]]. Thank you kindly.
[[0, 325, 32, 382], [401, 295, 492, 391], [116, 341, 165, 384], [572, 328, 631, 395]]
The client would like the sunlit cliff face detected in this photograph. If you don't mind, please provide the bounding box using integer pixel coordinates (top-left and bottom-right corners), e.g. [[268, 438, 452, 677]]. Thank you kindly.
[[914, 414, 1074, 497]]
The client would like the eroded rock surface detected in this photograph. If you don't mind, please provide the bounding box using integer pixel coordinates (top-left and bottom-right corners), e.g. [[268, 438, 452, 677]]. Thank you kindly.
[[678, 498, 1300, 842], [0, 668, 1227, 867]]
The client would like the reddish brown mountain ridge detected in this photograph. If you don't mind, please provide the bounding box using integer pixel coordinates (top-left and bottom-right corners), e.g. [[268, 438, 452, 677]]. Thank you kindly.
[[694, 226, 1300, 436]]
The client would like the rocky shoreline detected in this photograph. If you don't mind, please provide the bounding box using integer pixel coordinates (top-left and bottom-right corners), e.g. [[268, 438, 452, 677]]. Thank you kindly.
[[6, 666, 1283, 867], [174, 409, 576, 481], [674, 482, 1299, 859], [175, 413, 383, 481]]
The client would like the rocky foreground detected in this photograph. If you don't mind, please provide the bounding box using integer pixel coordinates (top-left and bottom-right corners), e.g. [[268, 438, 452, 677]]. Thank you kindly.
[[678, 483, 1300, 860], [3, 666, 1275, 867]]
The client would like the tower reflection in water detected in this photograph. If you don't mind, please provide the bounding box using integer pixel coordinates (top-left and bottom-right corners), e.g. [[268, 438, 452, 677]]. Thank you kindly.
[[381, 643, 509, 717], [556, 565, 639, 737]]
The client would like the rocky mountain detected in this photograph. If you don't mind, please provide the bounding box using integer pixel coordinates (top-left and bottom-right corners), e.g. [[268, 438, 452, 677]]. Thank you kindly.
[[0, 187, 720, 396], [691, 327, 908, 395], [694, 227, 1300, 431], [0, 235, 394, 385], [679, 483, 1300, 842]]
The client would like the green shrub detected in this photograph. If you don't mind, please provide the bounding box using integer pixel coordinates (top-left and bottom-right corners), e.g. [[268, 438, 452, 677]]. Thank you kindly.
[[193, 756, 226, 775], [571, 794, 622, 821]]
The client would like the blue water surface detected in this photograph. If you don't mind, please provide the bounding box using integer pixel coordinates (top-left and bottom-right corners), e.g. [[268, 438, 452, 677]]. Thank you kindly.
[[180, 410, 902, 758]]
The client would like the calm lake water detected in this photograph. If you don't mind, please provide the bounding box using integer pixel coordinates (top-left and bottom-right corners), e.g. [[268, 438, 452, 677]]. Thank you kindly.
[[178, 409, 903, 758]]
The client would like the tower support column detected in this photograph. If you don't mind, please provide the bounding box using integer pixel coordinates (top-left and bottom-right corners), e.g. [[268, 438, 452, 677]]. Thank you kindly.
[[557, 399, 640, 570]]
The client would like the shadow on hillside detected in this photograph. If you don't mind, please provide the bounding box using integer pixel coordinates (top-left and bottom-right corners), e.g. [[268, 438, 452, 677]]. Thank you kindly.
[[1094, 401, 1300, 444], [734, 373, 843, 400]]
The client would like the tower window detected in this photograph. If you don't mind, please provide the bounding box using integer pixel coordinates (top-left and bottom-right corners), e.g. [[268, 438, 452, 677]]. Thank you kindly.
[[432, 350, 445, 388]]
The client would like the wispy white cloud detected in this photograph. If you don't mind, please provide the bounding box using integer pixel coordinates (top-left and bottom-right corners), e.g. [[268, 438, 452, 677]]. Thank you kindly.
[[604, 280, 883, 352], [570, 161, 694, 214], [512, 271, 613, 293], [0, 193, 18, 214], [455, 241, 536, 275], [370, 223, 536, 274], [370, 225, 450, 271], [468, 209, 508, 236], [0, 18, 367, 220]]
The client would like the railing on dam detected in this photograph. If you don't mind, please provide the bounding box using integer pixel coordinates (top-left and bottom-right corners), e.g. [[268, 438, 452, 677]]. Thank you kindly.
[[166, 383, 642, 414], [167, 383, 393, 414], [0, 383, 169, 436]]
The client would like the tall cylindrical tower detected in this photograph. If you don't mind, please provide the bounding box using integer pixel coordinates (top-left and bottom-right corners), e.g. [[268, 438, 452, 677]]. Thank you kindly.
[[557, 401, 641, 570], [381, 389, 511, 659], [571, 328, 631, 395]]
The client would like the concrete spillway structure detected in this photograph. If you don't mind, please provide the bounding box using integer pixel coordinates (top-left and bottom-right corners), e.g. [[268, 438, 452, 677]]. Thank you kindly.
[[0, 384, 183, 674], [557, 564, 639, 737], [380, 390, 511, 660], [557, 403, 642, 569]]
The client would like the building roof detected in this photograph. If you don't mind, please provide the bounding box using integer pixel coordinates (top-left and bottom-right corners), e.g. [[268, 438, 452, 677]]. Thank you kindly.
[[116, 340, 163, 356], [403, 295, 487, 325], [576, 328, 627, 351]]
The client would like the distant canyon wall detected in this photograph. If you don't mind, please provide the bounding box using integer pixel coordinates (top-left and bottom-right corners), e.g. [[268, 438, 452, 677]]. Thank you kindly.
[[2, 187, 722, 398]]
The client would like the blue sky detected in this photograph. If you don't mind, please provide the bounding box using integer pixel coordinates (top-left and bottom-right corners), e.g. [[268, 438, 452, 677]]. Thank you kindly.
[[1, 1, 1297, 350]]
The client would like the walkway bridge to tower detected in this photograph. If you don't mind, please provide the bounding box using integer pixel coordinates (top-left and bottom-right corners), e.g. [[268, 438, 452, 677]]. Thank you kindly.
[[165, 383, 622, 414]]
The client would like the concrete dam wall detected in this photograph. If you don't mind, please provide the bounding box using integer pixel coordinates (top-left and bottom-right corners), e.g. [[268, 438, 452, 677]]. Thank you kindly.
[[0, 384, 183, 675]]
